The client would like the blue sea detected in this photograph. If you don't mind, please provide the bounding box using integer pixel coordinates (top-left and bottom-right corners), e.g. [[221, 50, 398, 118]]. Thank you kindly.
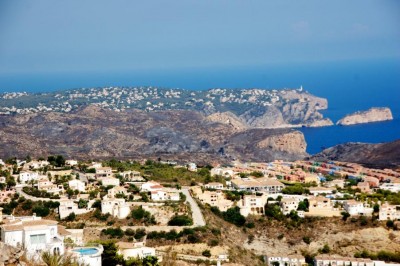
[[0, 58, 399, 155]]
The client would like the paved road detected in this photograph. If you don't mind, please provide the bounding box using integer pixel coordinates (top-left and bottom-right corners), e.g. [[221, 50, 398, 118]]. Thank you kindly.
[[181, 187, 206, 227]]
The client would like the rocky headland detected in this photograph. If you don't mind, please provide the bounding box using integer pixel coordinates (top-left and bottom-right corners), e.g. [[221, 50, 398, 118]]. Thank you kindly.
[[0, 105, 308, 163], [336, 107, 393, 126], [312, 139, 400, 169]]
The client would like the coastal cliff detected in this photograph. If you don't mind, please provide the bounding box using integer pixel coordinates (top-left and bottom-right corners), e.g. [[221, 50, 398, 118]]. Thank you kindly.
[[337, 107, 393, 126], [0, 106, 308, 163], [312, 139, 400, 168]]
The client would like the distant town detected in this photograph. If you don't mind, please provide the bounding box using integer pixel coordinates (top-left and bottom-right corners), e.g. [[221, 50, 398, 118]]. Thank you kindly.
[[0, 87, 288, 115], [0, 156, 399, 265]]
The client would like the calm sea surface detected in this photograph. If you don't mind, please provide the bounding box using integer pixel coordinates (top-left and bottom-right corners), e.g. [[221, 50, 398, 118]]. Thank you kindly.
[[0, 58, 399, 154]]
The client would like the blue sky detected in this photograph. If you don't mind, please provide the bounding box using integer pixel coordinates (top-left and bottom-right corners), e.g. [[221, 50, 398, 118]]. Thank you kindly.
[[0, 0, 399, 75]]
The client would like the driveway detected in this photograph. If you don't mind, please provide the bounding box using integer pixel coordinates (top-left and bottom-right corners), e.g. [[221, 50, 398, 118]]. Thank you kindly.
[[181, 187, 206, 227]]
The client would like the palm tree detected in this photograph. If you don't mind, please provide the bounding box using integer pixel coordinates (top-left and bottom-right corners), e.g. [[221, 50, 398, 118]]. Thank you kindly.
[[41, 251, 88, 266]]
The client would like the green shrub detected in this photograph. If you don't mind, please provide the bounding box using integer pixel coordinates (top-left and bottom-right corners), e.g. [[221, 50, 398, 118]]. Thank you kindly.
[[168, 215, 193, 226], [202, 249, 211, 257]]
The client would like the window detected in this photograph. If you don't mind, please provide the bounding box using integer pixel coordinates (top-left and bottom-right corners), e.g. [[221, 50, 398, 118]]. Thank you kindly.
[[30, 234, 46, 245]]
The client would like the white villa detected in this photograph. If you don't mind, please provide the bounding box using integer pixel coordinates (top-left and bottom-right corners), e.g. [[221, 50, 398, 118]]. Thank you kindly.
[[314, 255, 374, 266], [95, 167, 113, 179], [37, 179, 64, 195], [18, 171, 40, 183], [141, 181, 164, 192], [58, 200, 92, 220], [308, 187, 334, 196], [343, 200, 373, 216], [65, 160, 78, 166], [239, 194, 268, 217], [280, 197, 300, 215], [108, 186, 130, 198], [101, 196, 130, 219], [101, 177, 120, 187], [379, 204, 400, 221], [231, 177, 284, 194], [204, 182, 224, 190], [68, 179, 86, 192], [117, 241, 156, 260], [265, 254, 306, 266], [379, 182, 400, 193], [194, 188, 233, 212], [150, 190, 180, 201], [119, 170, 145, 182], [23, 160, 50, 170], [0, 212, 65, 259], [187, 163, 197, 172], [211, 167, 235, 178]]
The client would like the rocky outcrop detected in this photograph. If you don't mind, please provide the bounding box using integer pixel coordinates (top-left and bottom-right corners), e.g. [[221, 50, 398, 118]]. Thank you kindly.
[[337, 107, 393, 126], [0, 106, 309, 163], [257, 131, 306, 154], [206, 112, 247, 131], [311, 139, 400, 169]]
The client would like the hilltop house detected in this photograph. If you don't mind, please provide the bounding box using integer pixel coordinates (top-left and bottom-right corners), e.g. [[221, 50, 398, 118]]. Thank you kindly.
[[119, 170, 145, 182], [239, 194, 268, 217], [116, 241, 156, 260], [211, 167, 235, 178], [151, 190, 180, 201], [68, 179, 86, 192], [101, 177, 120, 187], [379, 204, 400, 221], [141, 181, 164, 192], [308, 187, 334, 196], [95, 167, 113, 179], [357, 182, 371, 193], [0, 212, 65, 259], [314, 255, 374, 266], [23, 160, 50, 170], [343, 200, 373, 216], [58, 199, 92, 220], [187, 163, 197, 172], [18, 171, 40, 183], [265, 254, 306, 266], [379, 182, 400, 193], [108, 186, 130, 198], [231, 177, 284, 194], [65, 160, 78, 166], [307, 196, 341, 217], [204, 182, 224, 190], [37, 178, 64, 195], [193, 187, 233, 212], [101, 196, 130, 219], [280, 197, 300, 215]]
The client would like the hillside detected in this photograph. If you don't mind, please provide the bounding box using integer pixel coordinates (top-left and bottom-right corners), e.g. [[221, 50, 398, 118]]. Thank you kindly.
[[311, 139, 400, 169], [0, 87, 333, 129], [0, 105, 308, 162]]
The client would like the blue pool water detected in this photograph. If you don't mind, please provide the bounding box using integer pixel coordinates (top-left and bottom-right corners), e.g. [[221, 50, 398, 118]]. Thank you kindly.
[[73, 248, 98, 255]]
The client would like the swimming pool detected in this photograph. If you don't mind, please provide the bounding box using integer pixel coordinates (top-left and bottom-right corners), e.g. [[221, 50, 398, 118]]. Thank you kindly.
[[72, 248, 99, 256]]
